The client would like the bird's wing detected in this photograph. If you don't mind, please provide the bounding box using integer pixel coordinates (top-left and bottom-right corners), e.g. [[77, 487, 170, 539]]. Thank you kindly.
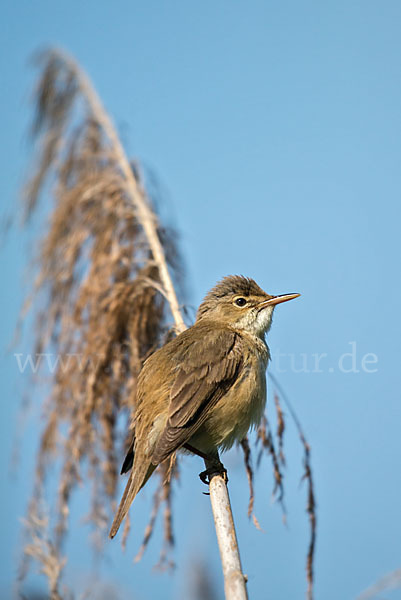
[[120, 434, 135, 474], [152, 327, 243, 464]]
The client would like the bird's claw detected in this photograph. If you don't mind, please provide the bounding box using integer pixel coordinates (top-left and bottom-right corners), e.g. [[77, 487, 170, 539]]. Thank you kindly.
[[199, 462, 228, 485]]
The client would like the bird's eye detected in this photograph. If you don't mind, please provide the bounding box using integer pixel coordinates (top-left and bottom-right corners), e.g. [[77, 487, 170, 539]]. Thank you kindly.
[[235, 297, 247, 307]]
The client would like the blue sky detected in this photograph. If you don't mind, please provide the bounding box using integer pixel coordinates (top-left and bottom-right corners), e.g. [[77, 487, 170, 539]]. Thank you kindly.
[[1, 1, 401, 599]]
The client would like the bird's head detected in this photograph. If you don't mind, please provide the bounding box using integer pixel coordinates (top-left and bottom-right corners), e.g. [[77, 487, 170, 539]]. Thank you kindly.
[[196, 275, 300, 337]]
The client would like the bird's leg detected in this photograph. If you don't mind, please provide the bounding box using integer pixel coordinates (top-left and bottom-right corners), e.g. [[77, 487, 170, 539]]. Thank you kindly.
[[183, 443, 216, 463], [182, 443, 227, 484], [196, 450, 228, 486]]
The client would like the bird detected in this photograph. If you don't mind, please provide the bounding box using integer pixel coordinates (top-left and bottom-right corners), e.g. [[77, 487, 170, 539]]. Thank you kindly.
[[109, 275, 300, 538]]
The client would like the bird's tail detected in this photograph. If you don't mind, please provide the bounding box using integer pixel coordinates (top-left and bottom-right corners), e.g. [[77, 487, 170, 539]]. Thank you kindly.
[[109, 459, 156, 539]]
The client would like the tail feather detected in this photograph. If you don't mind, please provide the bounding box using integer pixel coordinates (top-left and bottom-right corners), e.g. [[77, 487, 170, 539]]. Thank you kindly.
[[109, 460, 156, 538]]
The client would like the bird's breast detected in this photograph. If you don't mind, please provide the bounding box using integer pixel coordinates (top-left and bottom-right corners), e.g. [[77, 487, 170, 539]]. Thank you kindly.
[[190, 346, 268, 453]]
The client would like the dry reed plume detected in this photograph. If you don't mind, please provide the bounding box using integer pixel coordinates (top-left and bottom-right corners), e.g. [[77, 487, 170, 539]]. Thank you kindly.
[[18, 48, 316, 599]]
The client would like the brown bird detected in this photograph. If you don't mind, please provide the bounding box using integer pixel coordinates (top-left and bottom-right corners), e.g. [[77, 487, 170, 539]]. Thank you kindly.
[[109, 275, 299, 538]]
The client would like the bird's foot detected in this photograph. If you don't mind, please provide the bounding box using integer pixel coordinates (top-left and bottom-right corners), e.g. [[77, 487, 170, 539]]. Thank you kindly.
[[199, 461, 228, 485]]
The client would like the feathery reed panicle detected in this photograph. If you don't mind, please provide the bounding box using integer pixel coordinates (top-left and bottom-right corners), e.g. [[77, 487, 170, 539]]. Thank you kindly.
[[19, 48, 316, 600], [20, 49, 184, 585], [267, 374, 317, 600]]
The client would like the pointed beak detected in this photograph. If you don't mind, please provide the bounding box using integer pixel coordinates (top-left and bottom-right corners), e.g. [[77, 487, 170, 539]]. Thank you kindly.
[[258, 293, 301, 309]]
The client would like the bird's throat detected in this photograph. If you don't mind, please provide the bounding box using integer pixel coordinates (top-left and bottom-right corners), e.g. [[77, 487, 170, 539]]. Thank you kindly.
[[236, 306, 274, 338]]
